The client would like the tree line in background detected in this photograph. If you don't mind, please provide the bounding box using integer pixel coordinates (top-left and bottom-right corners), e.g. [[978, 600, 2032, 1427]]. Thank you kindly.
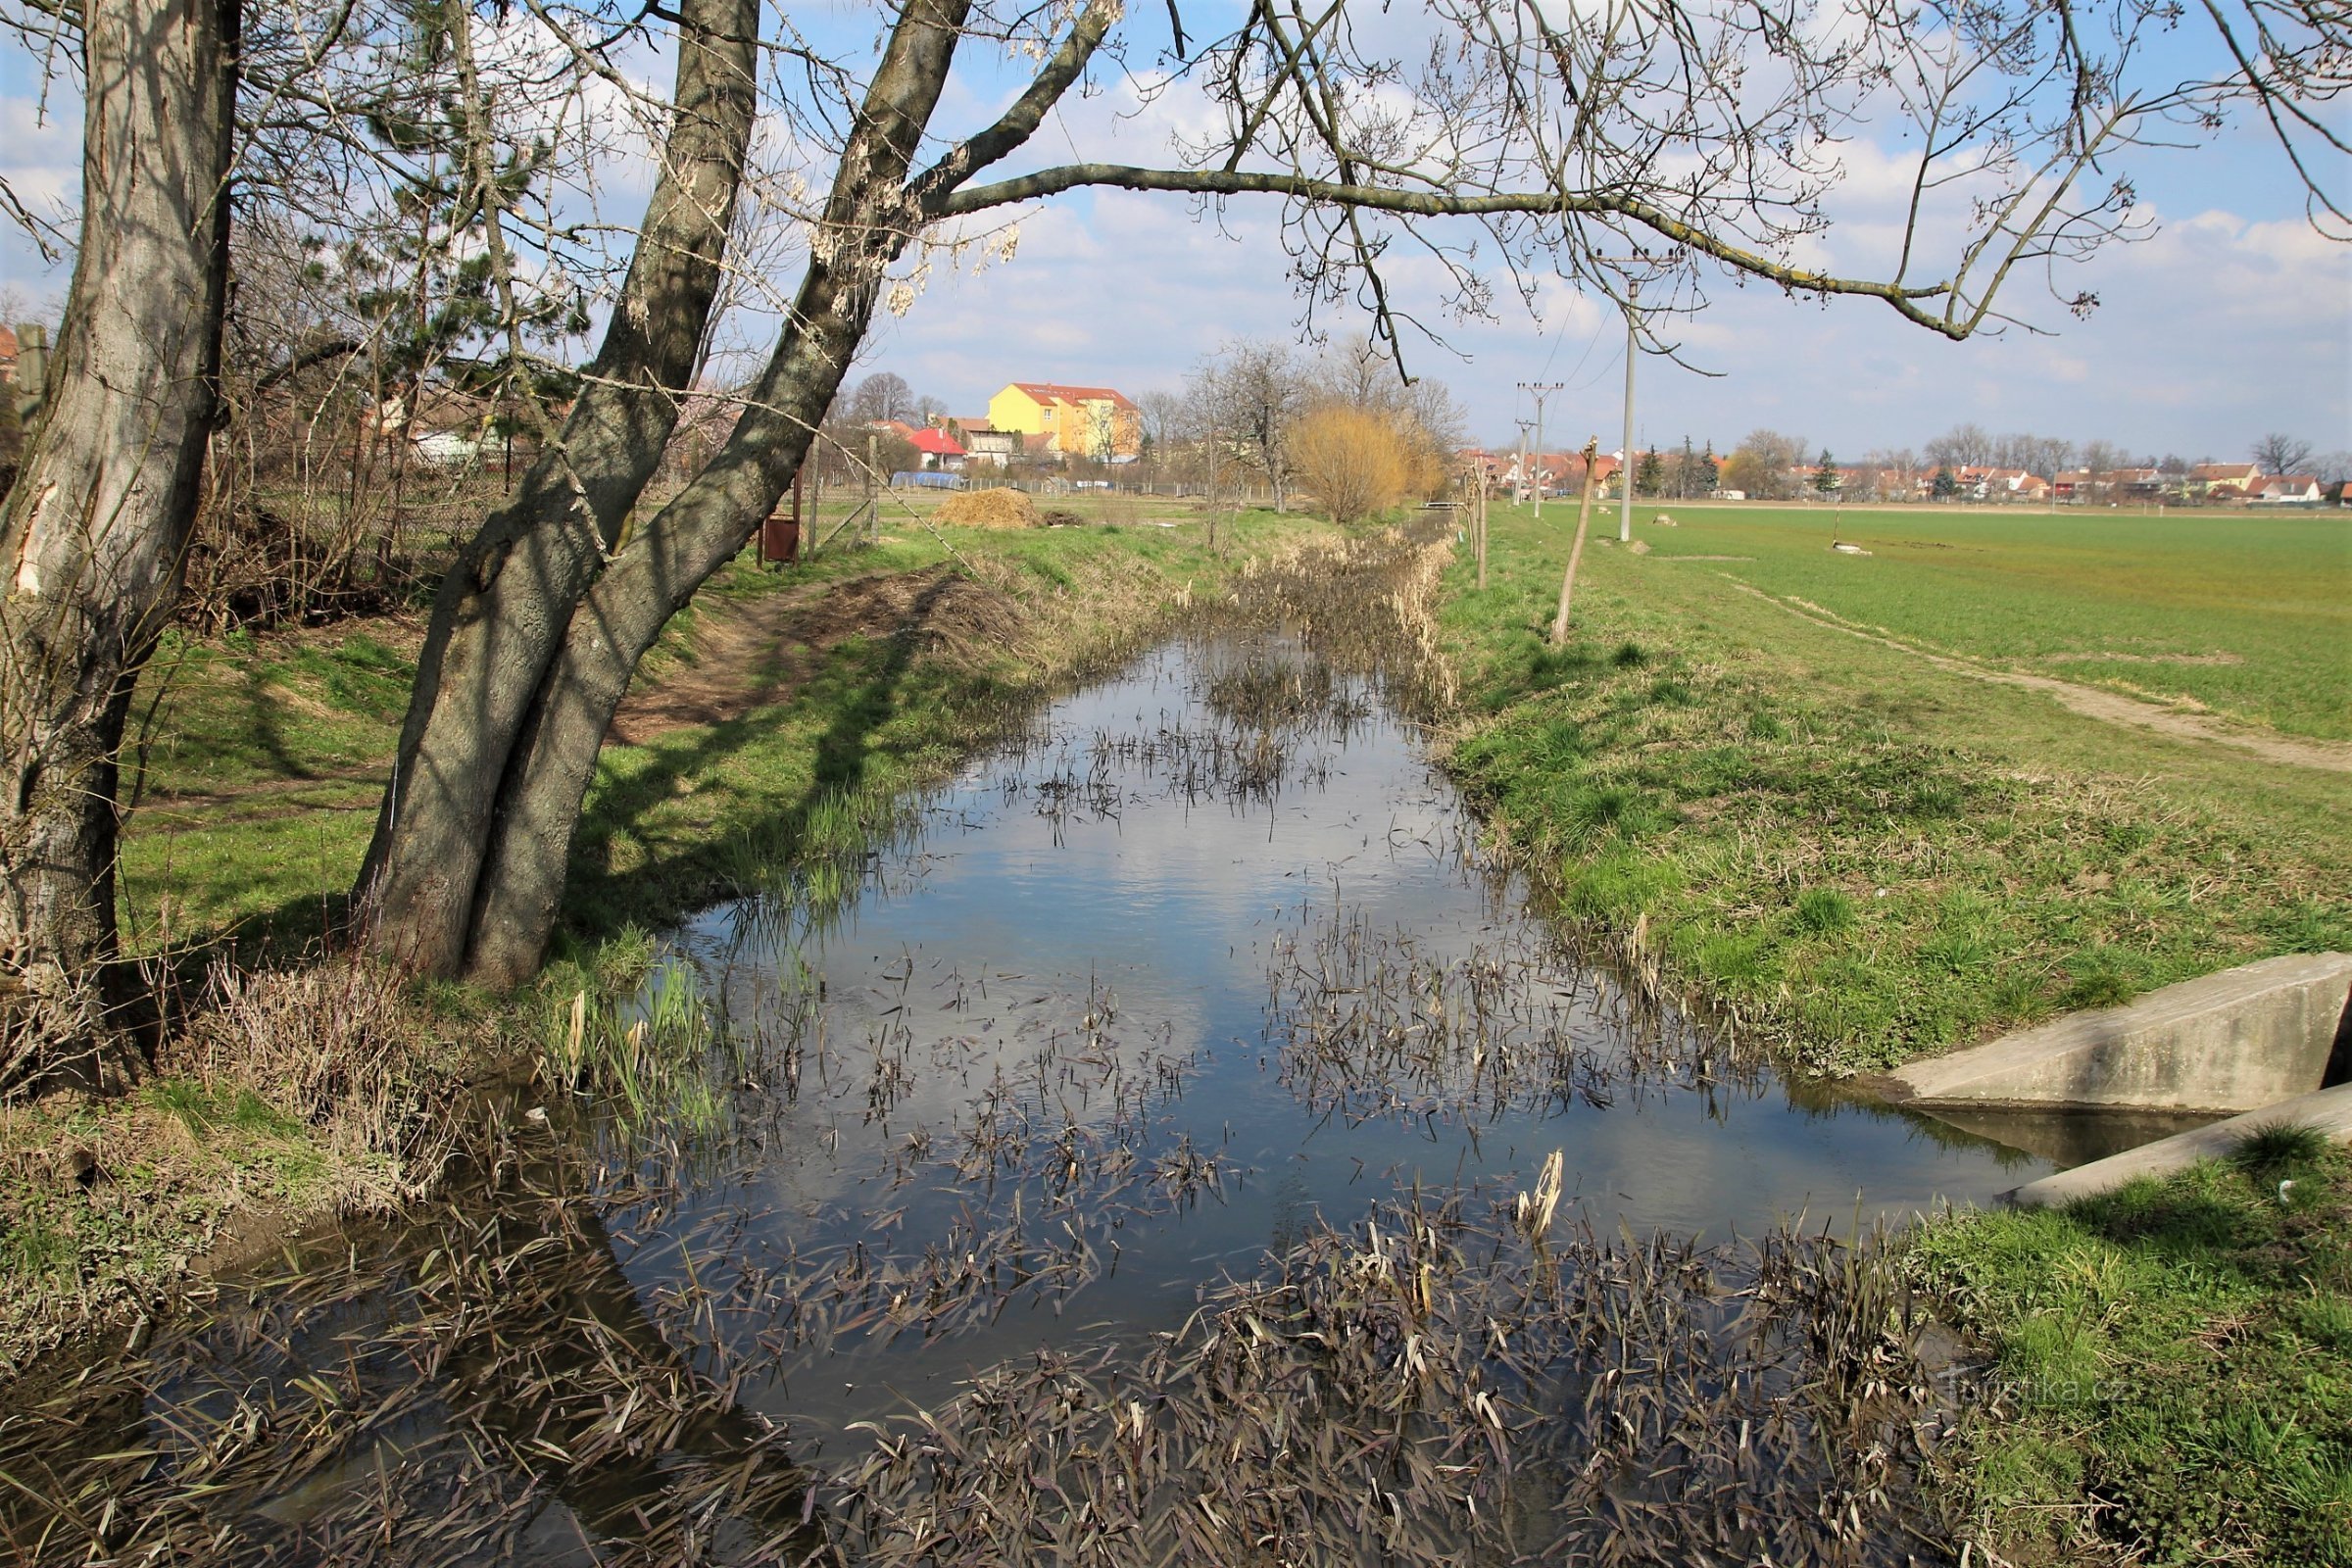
[[1668, 424, 2351, 503], [814, 334, 1467, 522]]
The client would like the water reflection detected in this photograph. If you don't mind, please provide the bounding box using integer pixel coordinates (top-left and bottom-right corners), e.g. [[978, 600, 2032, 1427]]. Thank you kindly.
[[4, 624, 2033, 1563]]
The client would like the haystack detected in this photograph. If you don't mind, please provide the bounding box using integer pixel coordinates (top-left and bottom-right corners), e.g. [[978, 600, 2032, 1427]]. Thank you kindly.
[[936, 487, 1042, 530]]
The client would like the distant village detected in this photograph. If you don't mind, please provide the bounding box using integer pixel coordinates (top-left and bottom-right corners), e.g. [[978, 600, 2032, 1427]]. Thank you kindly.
[[858, 381, 1145, 473], [817, 373, 2341, 510], [1456, 445, 2338, 509], [24, 318, 2333, 515]]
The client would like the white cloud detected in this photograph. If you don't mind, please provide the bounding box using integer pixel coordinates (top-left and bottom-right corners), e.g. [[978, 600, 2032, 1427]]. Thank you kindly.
[[0, 92, 81, 285], [6, 8, 2339, 464]]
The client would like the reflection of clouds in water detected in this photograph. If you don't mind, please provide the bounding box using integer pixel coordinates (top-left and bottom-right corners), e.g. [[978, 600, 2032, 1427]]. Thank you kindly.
[[677, 642, 1463, 1199], [664, 633, 2057, 1254]]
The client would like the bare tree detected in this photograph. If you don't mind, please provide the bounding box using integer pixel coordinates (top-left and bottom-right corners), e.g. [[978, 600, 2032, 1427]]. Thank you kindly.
[[2023, 436, 2076, 483], [1191, 342, 1306, 514], [1722, 430, 1807, 500], [2252, 433, 2316, 475], [7, 0, 2351, 1067], [2078, 438, 2131, 502], [849, 372, 916, 424], [0, 0, 239, 1092], [1925, 422, 1996, 470], [1312, 334, 1397, 411], [1861, 447, 1923, 501], [1132, 387, 1188, 480]]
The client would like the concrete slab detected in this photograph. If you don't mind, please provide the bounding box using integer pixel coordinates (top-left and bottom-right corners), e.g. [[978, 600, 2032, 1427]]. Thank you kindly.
[[2005, 1083, 2352, 1207], [1906, 1103, 2223, 1167], [1882, 952, 2352, 1114]]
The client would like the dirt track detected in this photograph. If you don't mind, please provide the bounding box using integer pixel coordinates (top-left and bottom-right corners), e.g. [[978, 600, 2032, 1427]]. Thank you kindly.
[[608, 565, 1022, 744], [1733, 583, 2352, 775]]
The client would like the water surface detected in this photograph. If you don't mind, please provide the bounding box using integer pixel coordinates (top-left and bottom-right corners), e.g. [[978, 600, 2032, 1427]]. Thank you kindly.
[[6, 621, 2097, 1562], [641, 630, 2060, 1422]]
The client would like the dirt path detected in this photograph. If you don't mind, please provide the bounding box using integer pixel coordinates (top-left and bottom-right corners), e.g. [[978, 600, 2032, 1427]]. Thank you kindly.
[[608, 564, 1018, 744], [139, 761, 390, 810], [1732, 582, 2352, 774]]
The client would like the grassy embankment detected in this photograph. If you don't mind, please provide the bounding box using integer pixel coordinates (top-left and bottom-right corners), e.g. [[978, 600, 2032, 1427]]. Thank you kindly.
[[1432, 500, 2352, 1563], [1, 505, 1320, 1368], [1434, 501, 2351, 1072], [1912, 1131, 2352, 1565]]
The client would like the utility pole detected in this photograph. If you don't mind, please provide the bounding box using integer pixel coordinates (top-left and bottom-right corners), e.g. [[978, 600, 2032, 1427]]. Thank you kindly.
[[1515, 419, 1534, 507], [1619, 280, 1640, 543], [1518, 381, 1563, 520]]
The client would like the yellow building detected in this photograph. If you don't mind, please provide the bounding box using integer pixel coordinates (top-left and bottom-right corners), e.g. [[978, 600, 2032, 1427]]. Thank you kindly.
[[985, 381, 1143, 461]]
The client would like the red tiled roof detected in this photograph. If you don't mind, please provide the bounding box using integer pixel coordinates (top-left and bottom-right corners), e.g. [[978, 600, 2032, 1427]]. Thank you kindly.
[[906, 426, 964, 457], [1011, 381, 1138, 412]]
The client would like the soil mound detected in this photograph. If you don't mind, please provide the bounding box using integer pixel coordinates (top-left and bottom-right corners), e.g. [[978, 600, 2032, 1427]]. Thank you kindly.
[[936, 487, 1041, 530]]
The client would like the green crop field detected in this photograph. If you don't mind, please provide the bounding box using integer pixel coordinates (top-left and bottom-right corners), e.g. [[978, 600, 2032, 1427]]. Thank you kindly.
[[1624, 503, 2351, 739], [1436, 497, 2352, 1073]]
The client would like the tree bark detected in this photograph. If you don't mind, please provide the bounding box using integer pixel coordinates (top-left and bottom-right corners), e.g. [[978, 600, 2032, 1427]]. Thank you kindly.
[[1550, 439, 1602, 646], [462, 0, 972, 988], [0, 0, 240, 1095], [353, 0, 760, 975]]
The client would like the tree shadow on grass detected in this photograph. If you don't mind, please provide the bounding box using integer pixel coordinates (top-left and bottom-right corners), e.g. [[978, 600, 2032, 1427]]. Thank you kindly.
[[557, 572, 971, 951], [121, 572, 975, 990]]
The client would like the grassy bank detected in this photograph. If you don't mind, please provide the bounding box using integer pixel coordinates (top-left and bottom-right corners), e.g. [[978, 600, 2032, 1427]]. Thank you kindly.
[[5, 510, 1324, 1369], [1909, 1131, 2352, 1564], [1430, 501, 2352, 1563], [1433, 500, 2351, 1072]]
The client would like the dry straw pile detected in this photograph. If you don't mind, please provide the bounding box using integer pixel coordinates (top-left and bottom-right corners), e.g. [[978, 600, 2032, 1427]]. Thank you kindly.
[[935, 486, 1041, 529]]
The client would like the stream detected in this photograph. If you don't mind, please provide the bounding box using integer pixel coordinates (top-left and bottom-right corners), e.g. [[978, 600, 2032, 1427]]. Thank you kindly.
[[1, 554, 2141, 1565]]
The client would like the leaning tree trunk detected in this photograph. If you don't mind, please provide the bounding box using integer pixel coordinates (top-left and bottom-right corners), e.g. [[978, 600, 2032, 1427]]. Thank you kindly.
[[353, 0, 760, 975], [458, 0, 971, 988], [0, 0, 240, 1096], [462, 261, 886, 988]]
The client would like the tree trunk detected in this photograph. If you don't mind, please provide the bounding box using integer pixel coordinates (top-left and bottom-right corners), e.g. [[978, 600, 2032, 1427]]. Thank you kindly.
[[0, 0, 239, 1095], [353, 0, 760, 975], [461, 0, 971, 988], [1550, 439, 1602, 646]]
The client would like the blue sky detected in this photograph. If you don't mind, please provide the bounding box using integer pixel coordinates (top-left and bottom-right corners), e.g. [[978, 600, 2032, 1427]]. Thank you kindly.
[[3, 7, 2344, 466]]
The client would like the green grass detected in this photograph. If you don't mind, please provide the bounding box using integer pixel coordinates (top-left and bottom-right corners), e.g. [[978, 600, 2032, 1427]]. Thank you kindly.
[[129, 626, 421, 794], [117, 510, 1320, 965], [1910, 1140, 2352, 1565], [1, 1076, 354, 1366], [1631, 503, 2352, 739], [1436, 501, 2352, 1071]]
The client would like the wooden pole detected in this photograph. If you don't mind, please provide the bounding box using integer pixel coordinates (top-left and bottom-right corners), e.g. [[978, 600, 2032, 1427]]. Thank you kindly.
[[1550, 437, 1602, 646], [1476, 468, 1489, 590]]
